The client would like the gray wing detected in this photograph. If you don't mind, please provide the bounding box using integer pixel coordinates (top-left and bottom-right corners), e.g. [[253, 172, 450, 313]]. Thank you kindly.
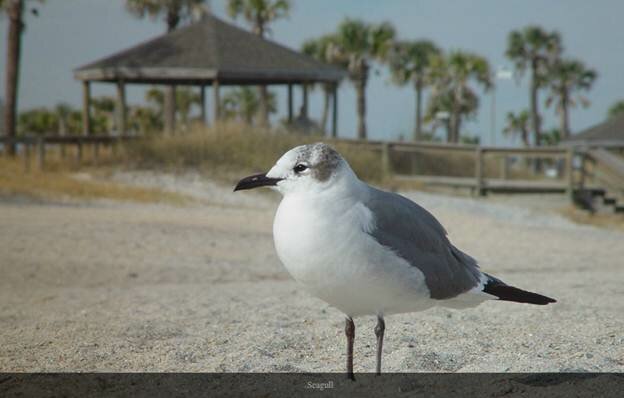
[[364, 187, 481, 299]]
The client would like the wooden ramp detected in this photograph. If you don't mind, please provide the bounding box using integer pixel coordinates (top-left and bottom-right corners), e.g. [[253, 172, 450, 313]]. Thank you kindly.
[[396, 175, 585, 194]]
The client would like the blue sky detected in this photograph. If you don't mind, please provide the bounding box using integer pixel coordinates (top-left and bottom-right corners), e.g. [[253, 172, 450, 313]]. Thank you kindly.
[[1, 0, 623, 144]]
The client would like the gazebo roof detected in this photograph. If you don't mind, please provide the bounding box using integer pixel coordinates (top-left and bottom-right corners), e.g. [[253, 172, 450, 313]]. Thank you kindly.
[[562, 114, 624, 147], [74, 14, 345, 85]]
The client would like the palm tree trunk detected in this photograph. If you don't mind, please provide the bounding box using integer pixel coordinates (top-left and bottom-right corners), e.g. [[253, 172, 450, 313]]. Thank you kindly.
[[414, 79, 423, 141], [320, 86, 331, 135], [244, 111, 253, 125], [4, 0, 24, 156], [355, 77, 367, 140], [447, 113, 457, 143], [560, 95, 570, 140], [58, 117, 67, 136], [252, 23, 270, 128], [451, 85, 464, 144], [450, 88, 462, 143], [451, 115, 462, 143], [530, 61, 542, 146], [522, 128, 529, 147]]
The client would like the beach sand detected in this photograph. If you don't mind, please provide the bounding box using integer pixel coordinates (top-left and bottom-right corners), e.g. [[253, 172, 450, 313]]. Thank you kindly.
[[1, 171, 623, 374]]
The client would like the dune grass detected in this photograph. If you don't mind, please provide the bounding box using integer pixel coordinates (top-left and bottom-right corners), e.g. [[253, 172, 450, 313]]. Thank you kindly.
[[122, 123, 539, 187], [122, 122, 385, 183], [0, 156, 191, 205]]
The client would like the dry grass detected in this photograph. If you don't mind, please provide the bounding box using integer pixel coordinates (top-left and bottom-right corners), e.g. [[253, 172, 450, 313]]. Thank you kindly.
[[122, 122, 384, 183], [560, 206, 624, 231], [0, 123, 580, 208], [390, 149, 545, 180], [0, 156, 191, 205]]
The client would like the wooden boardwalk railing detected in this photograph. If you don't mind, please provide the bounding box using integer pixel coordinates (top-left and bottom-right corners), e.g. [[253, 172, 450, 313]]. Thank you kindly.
[[1, 135, 138, 170], [3, 134, 621, 208], [331, 138, 576, 197]]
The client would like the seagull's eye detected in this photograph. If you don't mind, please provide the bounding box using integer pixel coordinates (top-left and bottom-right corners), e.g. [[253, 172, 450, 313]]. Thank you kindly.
[[293, 164, 308, 173]]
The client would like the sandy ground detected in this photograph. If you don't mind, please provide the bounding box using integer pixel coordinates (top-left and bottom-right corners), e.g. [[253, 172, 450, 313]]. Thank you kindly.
[[1, 171, 623, 375]]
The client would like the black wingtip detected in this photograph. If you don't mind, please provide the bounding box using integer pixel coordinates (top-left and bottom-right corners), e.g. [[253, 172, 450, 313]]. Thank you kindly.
[[484, 283, 556, 305]]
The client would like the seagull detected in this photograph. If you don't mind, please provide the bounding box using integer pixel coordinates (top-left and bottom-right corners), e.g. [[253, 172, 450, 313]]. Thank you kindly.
[[234, 143, 556, 379]]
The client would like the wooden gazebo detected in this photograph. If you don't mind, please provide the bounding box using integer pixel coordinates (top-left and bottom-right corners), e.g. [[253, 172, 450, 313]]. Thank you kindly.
[[74, 14, 346, 135]]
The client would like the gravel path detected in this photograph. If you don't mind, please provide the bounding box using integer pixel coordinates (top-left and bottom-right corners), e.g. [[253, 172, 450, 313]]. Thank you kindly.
[[1, 172, 623, 373]]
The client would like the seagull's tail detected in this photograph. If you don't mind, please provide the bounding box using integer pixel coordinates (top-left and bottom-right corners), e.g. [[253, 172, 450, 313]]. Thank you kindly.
[[482, 273, 556, 305]]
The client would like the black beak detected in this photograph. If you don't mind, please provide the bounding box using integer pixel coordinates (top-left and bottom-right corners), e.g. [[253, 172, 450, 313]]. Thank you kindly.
[[234, 173, 282, 192]]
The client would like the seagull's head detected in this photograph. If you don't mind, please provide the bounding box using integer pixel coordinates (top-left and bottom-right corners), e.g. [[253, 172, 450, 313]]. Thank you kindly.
[[234, 143, 353, 196]]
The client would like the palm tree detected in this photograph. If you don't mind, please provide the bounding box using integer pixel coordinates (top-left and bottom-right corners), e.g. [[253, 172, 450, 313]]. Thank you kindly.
[[425, 85, 479, 143], [125, 0, 206, 134], [18, 107, 57, 136], [145, 87, 165, 112], [427, 51, 492, 143], [329, 18, 395, 139], [221, 87, 277, 125], [145, 86, 200, 129], [129, 106, 162, 135], [2, 0, 32, 154], [506, 26, 562, 146], [541, 128, 561, 146], [545, 58, 596, 140], [54, 103, 73, 136], [607, 100, 624, 119], [66, 109, 83, 135], [387, 40, 440, 141], [503, 110, 530, 147], [126, 0, 204, 31], [175, 87, 201, 129], [226, 0, 290, 127], [91, 96, 116, 133], [301, 34, 344, 135]]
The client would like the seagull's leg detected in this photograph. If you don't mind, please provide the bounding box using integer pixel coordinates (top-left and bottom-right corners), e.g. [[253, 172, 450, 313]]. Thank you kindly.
[[374, 316, 385, 375], [345, 317, 355, 380]]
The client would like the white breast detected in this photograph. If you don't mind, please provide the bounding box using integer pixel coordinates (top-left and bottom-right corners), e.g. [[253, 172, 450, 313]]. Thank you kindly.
[[272, 194, 433, 317]]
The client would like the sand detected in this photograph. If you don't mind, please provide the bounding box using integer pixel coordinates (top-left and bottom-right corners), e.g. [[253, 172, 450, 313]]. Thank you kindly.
[[1, 171, 623, 375]]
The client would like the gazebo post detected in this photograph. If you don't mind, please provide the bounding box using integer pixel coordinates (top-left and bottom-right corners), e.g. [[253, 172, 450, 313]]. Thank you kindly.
[[116, 80, 127, 135], [212, 79, 220, 123], [302, 83, 309, 118], [332, 83, 338, 138], [287, 83, 293, 123], [82, 80, 91, 136], [200, 85, 207, 125], [164, 86, 176, 134]]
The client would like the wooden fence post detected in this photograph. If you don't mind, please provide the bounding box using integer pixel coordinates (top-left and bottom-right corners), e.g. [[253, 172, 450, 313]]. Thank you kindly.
[[475, 147, 485, 196], [500, 155, 509, 180], [36, 136, 45, 171], [381, 142, 392, 178], [60, 142, 66, 160], [111, 138, 118, 158], [578, 151, 586, 190], [93, 142, 100, 164], [76, 138, 83, 164], [23, 139, 30, 172], [565, 147, 575, 200]]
